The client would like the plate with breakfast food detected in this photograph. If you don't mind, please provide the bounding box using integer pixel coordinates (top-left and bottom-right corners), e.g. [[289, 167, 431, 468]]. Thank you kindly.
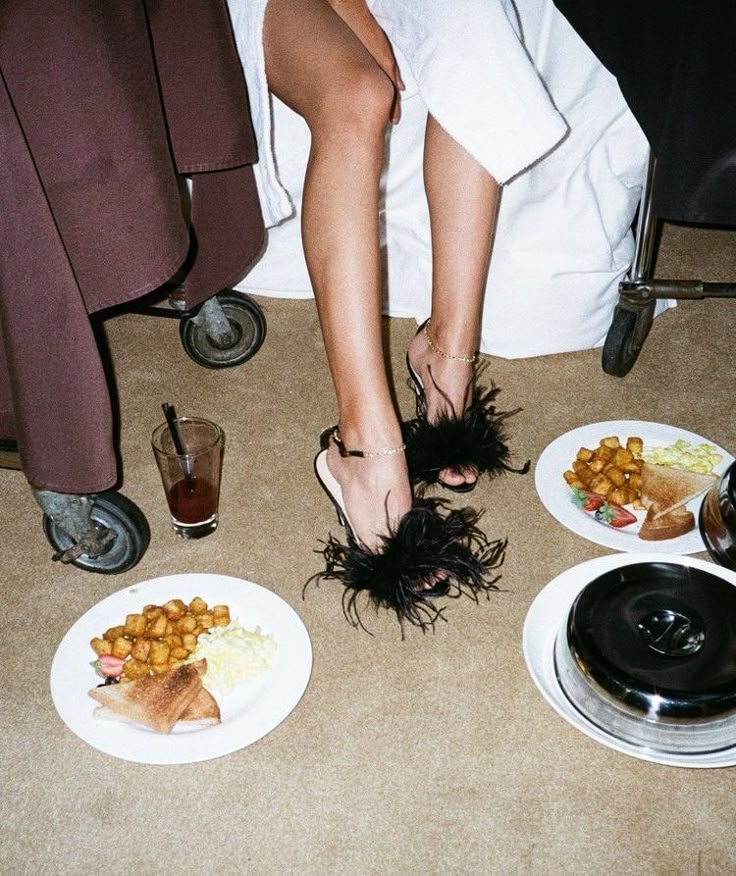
[[535, 420, 732, 553], [50, 573, 312, 764]]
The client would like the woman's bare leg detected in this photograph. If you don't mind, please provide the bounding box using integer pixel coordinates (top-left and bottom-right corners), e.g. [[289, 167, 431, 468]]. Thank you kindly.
[[264, 0, 410, 547], [407, 114, 501, 487]]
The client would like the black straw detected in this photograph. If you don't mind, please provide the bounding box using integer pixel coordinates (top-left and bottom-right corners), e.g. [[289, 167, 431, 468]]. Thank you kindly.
[[162, 402, 195, 488], [162, 403, 185, 454]]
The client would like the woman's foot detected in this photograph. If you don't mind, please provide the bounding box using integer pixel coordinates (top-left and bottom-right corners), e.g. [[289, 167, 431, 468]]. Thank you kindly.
[[317, 426, 445, 593], [325, 426, 412, 551], [406, 321, 478, 489]]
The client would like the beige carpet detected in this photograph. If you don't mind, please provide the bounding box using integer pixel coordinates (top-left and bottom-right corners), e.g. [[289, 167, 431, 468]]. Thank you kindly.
[[3, 222, 736, 875]]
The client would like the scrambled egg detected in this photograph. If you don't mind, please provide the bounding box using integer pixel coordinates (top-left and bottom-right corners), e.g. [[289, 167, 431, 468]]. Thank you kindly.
[[641, 440, 721, 474], [187, 619, 277, 695]]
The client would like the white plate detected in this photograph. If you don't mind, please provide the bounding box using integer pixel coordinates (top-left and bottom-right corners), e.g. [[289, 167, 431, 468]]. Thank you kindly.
[[50, 574, 312, 764], [523, 552, 736, 768], [535, 420, 732, 553]]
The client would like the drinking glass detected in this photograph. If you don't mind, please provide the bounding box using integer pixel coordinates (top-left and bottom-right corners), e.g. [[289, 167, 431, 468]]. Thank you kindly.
[[151, 417, 224, 539]]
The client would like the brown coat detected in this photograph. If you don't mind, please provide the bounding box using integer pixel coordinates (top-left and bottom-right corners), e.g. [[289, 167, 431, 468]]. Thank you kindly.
[[0, 0, 264, 492]]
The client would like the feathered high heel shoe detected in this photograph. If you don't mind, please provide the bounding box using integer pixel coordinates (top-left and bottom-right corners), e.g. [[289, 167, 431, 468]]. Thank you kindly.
[[307, 426, 507, 634], [404, 319, 530, 494]]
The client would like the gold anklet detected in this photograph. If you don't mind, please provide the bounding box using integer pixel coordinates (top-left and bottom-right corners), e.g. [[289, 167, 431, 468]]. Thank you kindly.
[[331, 427, 406, 459], [425, 319, 478, 364]]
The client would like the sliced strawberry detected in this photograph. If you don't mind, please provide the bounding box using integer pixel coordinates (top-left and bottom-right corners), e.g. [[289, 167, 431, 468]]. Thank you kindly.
[[570, 487, 606, 511], [92, 654, 126, 678], [595, 500, 637, 528], [583, 494, 606, 511]]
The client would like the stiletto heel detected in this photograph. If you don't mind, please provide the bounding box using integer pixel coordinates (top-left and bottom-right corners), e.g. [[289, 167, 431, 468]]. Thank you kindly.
[[307, 426, 507, 634], [405, 320, 530, 494]]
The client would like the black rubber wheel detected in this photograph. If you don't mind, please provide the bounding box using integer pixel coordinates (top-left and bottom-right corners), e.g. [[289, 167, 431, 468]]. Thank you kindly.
[[42, 490, 150, 574], [179, 291, 266, 369], [601, 302, 655, 377]]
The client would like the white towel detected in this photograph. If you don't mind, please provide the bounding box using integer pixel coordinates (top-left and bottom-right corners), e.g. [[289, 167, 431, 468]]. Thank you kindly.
[[229, 0, 665, 358], [227, 0, 567, 225]]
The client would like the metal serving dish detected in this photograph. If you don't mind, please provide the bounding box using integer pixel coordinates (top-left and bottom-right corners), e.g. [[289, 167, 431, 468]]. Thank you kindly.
[[554, 561, 736, 756], [700, 461, 736, 571]]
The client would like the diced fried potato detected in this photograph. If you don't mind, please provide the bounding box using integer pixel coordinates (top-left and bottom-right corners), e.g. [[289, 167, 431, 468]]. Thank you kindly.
[[167, 659, 184, 671], [165, 621, 174, 636], [151, 662, 170, 674], [103, 625, 126, 642], [626, 436, 643, 455], [175, 615, 197, 634], [165, 633, 183, 649], [613, 448, 634, 467], [213, 605, 230, 626], [122, 658, 150, 680], [163, 599, 187, 620], [199, 612, 214, 630], [592, 445, 614, 462], [171, 647, 190, 660], [573, 461, 595, 483], [130, 638, 151, 662], [111, 636, 134, 659], [609, 487, 633, 506], [90, 637, 113, 656], [149, 640, 171, 665], [143, 605, 163, 620], [578, 469, 594, 486], [124, 613, 147, 637], [564, 435, 645, 508], [606, 466, 626, 487], [182, 633, 197, 652], [189, 597, 208, 616], [589, 474, 613, 496], [145, 614, 168, 638]]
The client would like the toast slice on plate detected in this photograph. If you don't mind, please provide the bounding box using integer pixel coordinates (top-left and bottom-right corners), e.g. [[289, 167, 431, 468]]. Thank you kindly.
[[94, 682, 221, 730], [638, 503, 695, 541], [89, 659, 207, 734], [640, 463, 716, 519], [177, 686, 221, 727]]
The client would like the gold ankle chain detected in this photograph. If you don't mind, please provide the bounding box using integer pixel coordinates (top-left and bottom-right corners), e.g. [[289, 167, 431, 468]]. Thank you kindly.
[[425, 319, 478, 364], [331, 427, 406, 459]]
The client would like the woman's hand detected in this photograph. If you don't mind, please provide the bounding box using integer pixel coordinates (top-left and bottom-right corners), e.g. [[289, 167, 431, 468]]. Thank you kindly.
[[327, 0, 404, 122]]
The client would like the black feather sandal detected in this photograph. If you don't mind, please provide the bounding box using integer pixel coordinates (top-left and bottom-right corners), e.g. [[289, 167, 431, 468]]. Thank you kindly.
[[405, 319, 530, 494], [307, 426, 507, 635]]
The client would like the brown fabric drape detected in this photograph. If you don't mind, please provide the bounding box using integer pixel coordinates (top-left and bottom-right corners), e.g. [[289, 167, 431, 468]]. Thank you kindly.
[[0, 0, 264, 493]]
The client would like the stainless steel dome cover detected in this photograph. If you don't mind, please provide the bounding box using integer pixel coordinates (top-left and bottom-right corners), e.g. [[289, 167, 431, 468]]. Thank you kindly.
[[554, 561, 736, 755]]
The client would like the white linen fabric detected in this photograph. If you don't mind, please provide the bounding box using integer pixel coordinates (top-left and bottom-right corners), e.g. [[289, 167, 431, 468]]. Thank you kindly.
[[227, 0, 667, 358]]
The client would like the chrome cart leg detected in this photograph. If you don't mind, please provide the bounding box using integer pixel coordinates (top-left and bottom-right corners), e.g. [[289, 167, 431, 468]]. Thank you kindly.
[[629, 153, 660, 283], [602, 154, 659, 376]]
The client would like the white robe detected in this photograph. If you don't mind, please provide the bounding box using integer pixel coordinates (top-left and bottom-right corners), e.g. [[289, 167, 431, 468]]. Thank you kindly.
[[226, 0, 667, 358]]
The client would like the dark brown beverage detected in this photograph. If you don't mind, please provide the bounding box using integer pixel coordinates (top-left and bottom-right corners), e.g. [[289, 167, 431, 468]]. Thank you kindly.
[[167, 476, 217, 524]]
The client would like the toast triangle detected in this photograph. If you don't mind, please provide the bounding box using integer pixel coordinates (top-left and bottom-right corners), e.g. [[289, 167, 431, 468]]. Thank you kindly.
[[640, 463, 716, 519], [89, 660, 207, 734]]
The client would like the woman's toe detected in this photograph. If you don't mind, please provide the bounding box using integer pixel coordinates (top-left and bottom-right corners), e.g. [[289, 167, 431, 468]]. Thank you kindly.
[[439, 465, 478, 488], [440, 467, 466, 487]]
